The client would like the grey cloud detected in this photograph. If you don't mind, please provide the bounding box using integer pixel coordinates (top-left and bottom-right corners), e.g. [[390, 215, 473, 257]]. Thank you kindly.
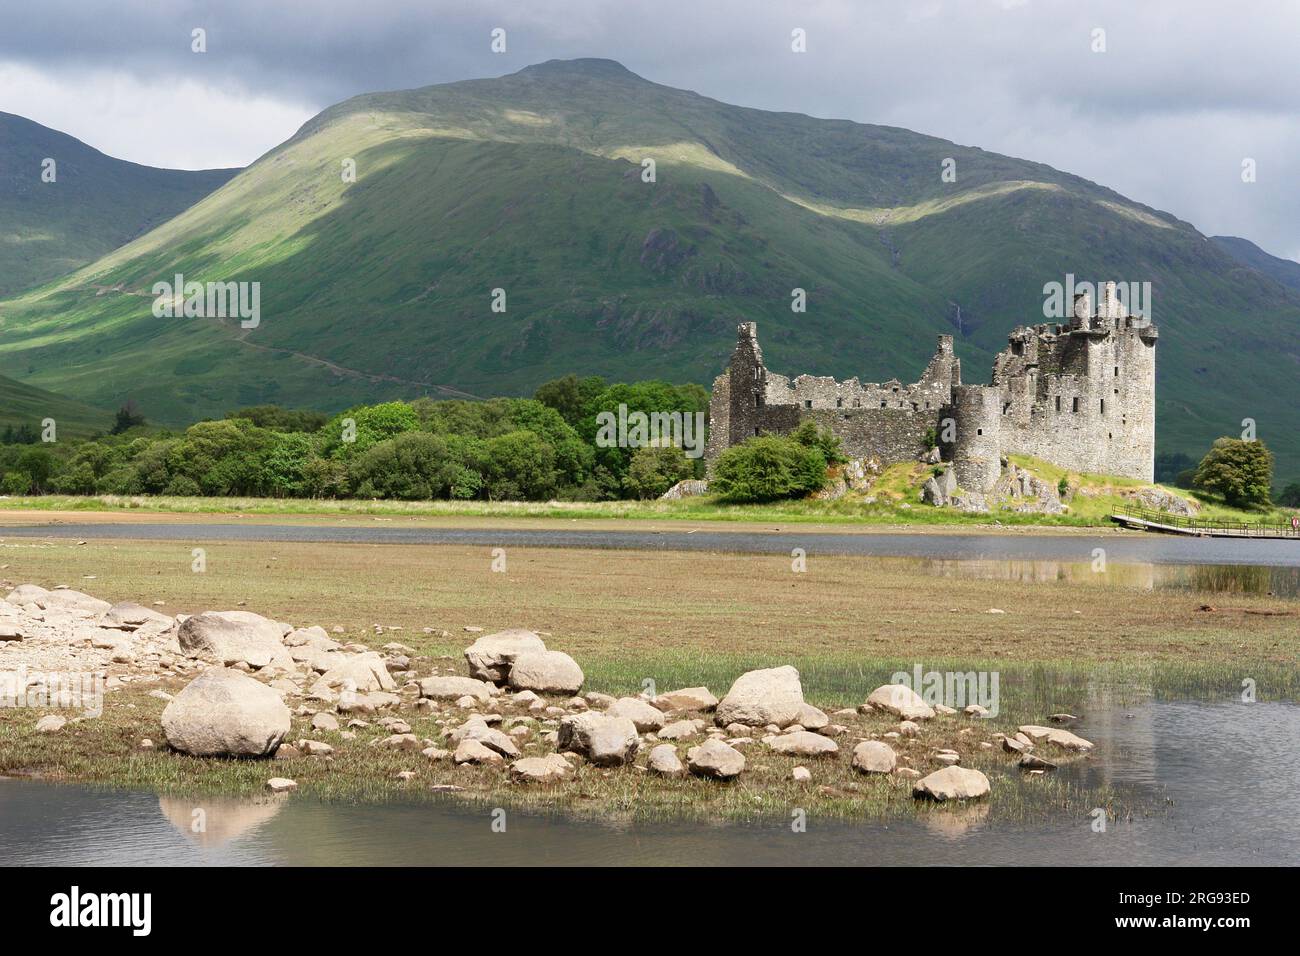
[[2, 0, 1296, 258]]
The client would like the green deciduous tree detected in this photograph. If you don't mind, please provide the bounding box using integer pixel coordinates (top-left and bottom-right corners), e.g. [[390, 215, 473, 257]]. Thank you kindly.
[[1193, 437, 1274, 509]]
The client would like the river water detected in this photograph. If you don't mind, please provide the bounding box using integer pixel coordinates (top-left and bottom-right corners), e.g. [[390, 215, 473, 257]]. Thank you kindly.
[[3, 522, 1300, 567], [2, 696, 1296, 866]]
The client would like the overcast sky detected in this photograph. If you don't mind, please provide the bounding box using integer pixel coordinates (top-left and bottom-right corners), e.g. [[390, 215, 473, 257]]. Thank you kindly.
[[3, 0, 1297, 260]]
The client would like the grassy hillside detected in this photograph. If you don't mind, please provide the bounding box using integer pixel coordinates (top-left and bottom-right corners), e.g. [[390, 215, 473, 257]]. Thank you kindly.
[[0, 373, 111, 437], [1211, 235, 1300, 293], [0, 113, 237, 298], [1, 59, 1297, 481]]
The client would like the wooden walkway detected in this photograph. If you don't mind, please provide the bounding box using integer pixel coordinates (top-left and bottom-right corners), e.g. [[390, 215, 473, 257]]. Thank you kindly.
[[1110, 506, 1300, 539]]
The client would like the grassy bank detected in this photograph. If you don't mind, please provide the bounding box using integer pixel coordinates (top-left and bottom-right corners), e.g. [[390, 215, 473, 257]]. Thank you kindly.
[[0, 478, 1290, 528]]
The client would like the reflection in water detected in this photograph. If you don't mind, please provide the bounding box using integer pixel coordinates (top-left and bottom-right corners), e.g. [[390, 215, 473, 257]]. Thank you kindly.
[[157, 795, 286, 848], [918, 802, 990, 839], [2, 697, 1297, 866], [916, 558, 1300, 598]]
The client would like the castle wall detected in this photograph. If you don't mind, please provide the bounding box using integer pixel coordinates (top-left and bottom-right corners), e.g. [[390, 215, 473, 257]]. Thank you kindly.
[[705, 284, 1157, 490], [992, 285, 1157, 481]]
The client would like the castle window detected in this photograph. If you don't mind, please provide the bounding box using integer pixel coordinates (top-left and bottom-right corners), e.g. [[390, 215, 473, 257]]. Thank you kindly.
[[854, 399, 861, 408], [1072, 397, 1079, 413], [1114, 366, 1119, 377], [754, 427, 760, 435], [924, 402, 930, 409], [1100, 398, 1105, 414], [1055, 396, 1061, 413], [1002, 402, 1010, 415], [804, 400, 812, 409], [911, 402, 918, 411], [976, 428, 983, 436], [836, 397, 843, 408], [881, 401, 887, 408]]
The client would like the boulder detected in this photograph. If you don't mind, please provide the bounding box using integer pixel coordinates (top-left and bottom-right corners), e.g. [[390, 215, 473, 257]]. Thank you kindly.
[[510, 754, 571, 784], [177, 611, 291, 669], [647, 744, 685, 777], [0, 624, 24, 642], [658, 719, 704, 740], [37, 589, 112, 616], [508, 650, 584, 694], [1018, 725, 1094, 752], [764, 730, 839, 757], [464, 629, 547, 683], [5, 584, 50, 605], [161, 669, 291, 757], [865, 683, 935, 721], [715, 666, 804, 728], [1020, 753, 1058, 770], [314, 652, 395, 693], [796, 703, 829, 730], [101, 602, 172, 630], [851, 740, 897, 774], [265, 777, 297, 793], [447, 716, 521, 758], [912, 766, 991, 801], [418, 675, 497, 703], [606, 696, 667, 732], [35, 714, 67, 733], [686, 738, 745, 779], [556, 712, 638, 766], [651, 686, 718, 713], [453, 739, 503, 765]]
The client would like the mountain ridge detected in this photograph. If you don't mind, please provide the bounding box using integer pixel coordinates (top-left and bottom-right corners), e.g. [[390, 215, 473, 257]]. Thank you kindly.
[[0, 112, 239, 297], [1, 59, 1297, 480]]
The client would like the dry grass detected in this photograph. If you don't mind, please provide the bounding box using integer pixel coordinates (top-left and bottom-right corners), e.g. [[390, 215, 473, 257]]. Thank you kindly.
[[0, 537, 1294, 671]]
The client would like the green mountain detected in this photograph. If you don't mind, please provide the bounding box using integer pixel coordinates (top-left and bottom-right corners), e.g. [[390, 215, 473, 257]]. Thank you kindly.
[[1, 59, 1298, 480], [0, 373, 111, 438], [1211, 235, 1300, 294], [0, 112, 237, 297]]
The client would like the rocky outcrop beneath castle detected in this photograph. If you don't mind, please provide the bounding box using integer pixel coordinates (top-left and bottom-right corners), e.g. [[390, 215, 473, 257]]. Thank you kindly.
[[923, 461, 1064, 514], [813, 457, 883, 501], [1126, 486, 1200, 516]]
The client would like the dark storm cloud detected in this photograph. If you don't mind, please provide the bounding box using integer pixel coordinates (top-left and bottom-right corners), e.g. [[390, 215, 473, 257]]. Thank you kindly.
[[2, 0, 1297, 258]]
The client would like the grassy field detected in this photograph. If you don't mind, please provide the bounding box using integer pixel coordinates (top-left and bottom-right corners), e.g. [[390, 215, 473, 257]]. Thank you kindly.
[[1, 530, 1294, 820]]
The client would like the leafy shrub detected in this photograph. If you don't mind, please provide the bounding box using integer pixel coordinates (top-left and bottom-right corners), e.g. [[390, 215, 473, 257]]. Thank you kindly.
[[1, 470, 32, 494], [710, 435, 827, 503], [624, 445, 696, 499]]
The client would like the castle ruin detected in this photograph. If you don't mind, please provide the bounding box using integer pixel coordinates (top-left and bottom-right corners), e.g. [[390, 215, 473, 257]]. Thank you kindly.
[[705, 281, 1157, 492]]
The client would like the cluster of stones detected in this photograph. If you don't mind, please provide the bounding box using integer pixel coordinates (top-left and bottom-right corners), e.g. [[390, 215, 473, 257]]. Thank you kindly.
[[4, 584, 1095, 804]]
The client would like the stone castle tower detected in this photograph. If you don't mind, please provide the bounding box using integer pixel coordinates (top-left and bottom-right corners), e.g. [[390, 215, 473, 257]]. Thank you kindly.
[[705, 281, 1157, 491]]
